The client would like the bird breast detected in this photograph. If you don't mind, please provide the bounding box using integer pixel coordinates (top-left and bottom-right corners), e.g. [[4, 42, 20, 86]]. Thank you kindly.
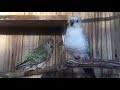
[[64, 28, 89, 56]]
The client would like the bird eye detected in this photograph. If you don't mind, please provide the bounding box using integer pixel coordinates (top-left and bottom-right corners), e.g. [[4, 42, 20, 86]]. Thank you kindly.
[[76, 20, 78, 22], [48, 42, 49, 43]]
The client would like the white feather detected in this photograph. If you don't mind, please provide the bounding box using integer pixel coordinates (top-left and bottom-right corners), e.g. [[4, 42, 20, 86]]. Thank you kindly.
[[63, 16, 90, 59]]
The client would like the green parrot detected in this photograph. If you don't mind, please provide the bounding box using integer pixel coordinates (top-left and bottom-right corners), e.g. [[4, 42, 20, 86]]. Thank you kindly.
[[16, 38, 54, 71]]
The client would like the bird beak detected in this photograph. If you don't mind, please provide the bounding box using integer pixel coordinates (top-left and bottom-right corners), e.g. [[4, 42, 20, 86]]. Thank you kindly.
[[70, 20, 74, 26]]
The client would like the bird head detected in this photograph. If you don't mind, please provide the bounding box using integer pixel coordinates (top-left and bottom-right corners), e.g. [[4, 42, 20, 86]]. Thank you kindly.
[[44, 38, 54, 53], [70, 16, 82, 27]]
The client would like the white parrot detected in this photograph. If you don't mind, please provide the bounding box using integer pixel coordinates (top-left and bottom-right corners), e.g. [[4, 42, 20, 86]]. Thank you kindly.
[[63, 16, 95, 78]]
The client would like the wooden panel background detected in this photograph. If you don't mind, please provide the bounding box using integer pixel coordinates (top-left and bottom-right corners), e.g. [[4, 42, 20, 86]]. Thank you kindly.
[[0, 12, 120, 78]]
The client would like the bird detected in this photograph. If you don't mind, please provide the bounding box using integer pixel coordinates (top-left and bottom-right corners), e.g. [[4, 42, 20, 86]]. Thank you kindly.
[[16, 38, 54, 71], [63, 16, 95, 78]]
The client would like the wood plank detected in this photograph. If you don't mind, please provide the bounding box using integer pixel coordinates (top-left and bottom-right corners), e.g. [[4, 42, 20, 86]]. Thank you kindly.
[[114, 12, 120, 60], [101, 12, 107, 60], [106, 12, 112, 60], [91, 12, 102, 78], [7, 35, 13, 72], [95, 12, 102, 78], [3, 35, 9, 72], [0, 15, 67, 34], [97, 12, 102, 60], [113, 12, 120, 78], [0, 21, 66, 29], [110, 12, 119, 78], [101, 12, 116, 78], [89, 12, 94, 62], [0, 15, 67, 20], [0, 12, 25, 15], [103, 12, 113, 78], [56, 12, 68, 78], [50, 35, 56, 67], [0, 35, 7, 72], [111, 13, 116, 60], [93, 12, 97, 59], [118, 12, 120, 78], [101, 12, 107, 78], [14, 35, 24, 68], [117, 12, 120, 60]]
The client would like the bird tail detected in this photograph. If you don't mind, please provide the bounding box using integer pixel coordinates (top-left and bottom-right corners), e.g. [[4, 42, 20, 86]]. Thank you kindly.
[[83, 68, 96, 78], [16, 60, 28, 70]]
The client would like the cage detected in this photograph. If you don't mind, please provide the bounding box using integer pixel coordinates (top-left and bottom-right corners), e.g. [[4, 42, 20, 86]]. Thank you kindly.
[[0, 12, 119, 78]]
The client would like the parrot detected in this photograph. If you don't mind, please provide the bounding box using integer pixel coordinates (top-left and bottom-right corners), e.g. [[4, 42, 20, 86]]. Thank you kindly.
[[63, 16, 95, 78], [16, 38, 54, 71]]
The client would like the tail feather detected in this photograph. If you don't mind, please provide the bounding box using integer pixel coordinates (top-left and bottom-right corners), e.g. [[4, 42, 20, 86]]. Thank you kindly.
[[83, 68, 96, 78], [16, 60, 28, 70]]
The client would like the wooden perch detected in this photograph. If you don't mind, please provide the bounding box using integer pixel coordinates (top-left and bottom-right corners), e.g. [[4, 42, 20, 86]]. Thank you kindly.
[[1, 59, 120, 78], [24, 59, 120, 77]]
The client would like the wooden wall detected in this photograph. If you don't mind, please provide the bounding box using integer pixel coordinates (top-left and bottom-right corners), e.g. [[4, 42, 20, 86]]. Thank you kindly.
[[0, 12, 120, 78]]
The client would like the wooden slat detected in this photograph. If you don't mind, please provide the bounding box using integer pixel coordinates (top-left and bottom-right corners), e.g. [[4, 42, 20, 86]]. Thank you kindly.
[[101, 12, 107, 60], [0, 12, 25, 15], [93, 12, 97, 59], [7, 35, 13, 72], [111, 13, 116, 60], [14, 35, 23, 67], [0, 35, 7, 72], [49, 35, 55, 67], [97, 12, 102, 60], [91, 12, 102, 78], [113, 12, 120, 78], [56, 12, 68, 78], [106, 12, 112, 60], [3, 35, 10, 72], [101, 12, 107, 78], [110, 12, 119, 78], [118, 12, 120, 78], [94, 12, 102, 78], [103, 12, 113, 78], [0, 20, 66, 29], [0, 15, 67, 20]]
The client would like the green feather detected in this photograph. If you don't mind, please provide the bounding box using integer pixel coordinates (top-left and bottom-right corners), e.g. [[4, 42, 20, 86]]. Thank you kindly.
[[16, 38, 54, 70]]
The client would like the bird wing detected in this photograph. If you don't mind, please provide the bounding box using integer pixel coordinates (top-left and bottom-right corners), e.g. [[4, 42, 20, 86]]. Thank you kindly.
[[16, 45, 49, 70]]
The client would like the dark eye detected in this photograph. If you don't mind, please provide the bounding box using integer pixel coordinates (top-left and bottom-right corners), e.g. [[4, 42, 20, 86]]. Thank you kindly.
[[48, 42, 49, 43], [76, 20, 78, 22]]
